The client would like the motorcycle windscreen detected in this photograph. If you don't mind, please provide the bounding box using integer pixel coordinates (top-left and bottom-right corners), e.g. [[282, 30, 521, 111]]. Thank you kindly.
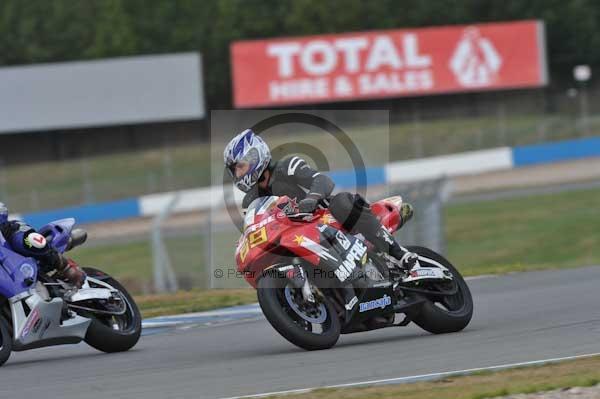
[[243, 196, 279, 231]]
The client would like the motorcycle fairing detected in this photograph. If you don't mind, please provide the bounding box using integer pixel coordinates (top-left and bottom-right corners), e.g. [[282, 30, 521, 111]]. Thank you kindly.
[[10, 290, 91, 351], [237, 194, 404, 289], [38, 218, 76, 253], [0, 244, 39, 299], [0, 217, 106, 351]]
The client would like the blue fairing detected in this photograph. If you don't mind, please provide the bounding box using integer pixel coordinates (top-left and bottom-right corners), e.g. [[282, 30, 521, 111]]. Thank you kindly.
[[38, 218, 75, 254], [0, 236, 38, 298]]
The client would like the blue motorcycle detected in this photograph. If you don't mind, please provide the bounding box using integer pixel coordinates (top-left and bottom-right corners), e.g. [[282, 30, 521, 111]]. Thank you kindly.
[[0, 218, 141, 366]]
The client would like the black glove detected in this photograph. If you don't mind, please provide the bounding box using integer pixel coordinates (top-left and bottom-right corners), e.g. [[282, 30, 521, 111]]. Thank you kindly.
[[0, 220, 19, 238], [298, 196, 319, 213]]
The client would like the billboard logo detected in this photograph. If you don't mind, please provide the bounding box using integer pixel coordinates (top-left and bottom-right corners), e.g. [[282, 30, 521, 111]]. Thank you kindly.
[[449, 27, 502, 87]]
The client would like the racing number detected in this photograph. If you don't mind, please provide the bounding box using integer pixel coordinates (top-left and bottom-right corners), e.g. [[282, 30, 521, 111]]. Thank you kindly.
[[248, 227, 267, 248], [239, 227, 268, 262], [239, 240, 250, 262]]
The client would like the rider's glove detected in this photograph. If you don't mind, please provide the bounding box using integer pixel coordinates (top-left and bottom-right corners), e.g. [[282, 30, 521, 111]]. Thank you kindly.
[[298, 195, 319, 214]]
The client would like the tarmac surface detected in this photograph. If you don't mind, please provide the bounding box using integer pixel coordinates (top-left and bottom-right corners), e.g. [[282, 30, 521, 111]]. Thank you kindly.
[[1, 266, 599, 399]]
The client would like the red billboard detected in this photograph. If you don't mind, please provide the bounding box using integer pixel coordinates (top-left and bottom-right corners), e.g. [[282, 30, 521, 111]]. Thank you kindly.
[[231, 20, 547, 108]]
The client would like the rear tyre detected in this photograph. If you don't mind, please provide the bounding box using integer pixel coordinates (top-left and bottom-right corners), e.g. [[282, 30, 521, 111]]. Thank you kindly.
[[407, 246, 473, 334], [82, 268, 142, 353], [257, 273, 340, 350], [0, 316, 12, 366]]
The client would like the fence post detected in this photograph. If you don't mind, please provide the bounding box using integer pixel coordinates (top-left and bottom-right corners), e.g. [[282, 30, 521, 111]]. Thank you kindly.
[[151, 193, 180, 293], [204, 211, 214, 289]]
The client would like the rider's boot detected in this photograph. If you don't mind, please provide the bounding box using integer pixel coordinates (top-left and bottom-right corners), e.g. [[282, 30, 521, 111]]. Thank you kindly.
[[50, 251, 86, 288], [398, 203, 414, 229], [373, 225, 419, 272]]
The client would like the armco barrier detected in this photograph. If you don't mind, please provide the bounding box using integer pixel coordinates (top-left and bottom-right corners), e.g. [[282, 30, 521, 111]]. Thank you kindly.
[[512, 136, 600, 167], [19, 135, 600, 226], [23, 198, 140, 228]]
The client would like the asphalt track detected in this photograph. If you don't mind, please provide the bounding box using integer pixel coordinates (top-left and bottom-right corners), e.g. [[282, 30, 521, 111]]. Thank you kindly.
[[1, 266, 599, 399]]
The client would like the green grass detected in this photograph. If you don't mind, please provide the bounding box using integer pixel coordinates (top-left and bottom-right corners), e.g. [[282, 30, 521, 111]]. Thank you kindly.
[[71, 229, 243, 294], [135, 289, 257, 318], [446, 187, 600, 276], [4, 113, 599, 213], [269, 355, 600, 399]]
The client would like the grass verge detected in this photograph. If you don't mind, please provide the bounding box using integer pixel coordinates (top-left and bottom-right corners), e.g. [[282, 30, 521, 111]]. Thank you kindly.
[[446, 186, 600, 276], [272, 355, 600, 399], [136, 288, 257, 318]]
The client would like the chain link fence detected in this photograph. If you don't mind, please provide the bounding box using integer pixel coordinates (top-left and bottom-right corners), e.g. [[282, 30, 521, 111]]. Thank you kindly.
[[142, 178, 449, 293], [387, 179, 449, 255]]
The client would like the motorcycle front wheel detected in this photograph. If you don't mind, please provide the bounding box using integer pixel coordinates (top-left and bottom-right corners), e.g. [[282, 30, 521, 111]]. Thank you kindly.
[[0, 316, 12, 366], [257, 273, 340, 350]]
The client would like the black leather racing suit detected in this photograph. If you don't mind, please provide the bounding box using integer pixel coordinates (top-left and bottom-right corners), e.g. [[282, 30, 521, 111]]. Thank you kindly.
[[242, 156, 408, 261]]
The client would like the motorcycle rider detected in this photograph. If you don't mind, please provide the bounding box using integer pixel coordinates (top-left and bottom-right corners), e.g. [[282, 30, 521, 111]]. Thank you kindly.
[[224, 129, 419, 272], [0, 203, 86, 288]]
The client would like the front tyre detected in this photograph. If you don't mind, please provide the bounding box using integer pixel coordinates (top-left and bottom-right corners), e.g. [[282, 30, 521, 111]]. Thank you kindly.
[[82, 268, 142, 353], [257, 273, 340, 350], [407, 246, 473, 334], [0, 316, 12, 366]]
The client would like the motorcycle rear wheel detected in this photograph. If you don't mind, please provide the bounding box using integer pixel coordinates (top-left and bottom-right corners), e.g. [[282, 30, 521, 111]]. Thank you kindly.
[[257, 273, 340, 350]]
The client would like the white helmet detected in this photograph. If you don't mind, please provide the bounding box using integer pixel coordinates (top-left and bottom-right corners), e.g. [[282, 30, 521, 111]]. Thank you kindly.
[[223, 129, 272, 192]]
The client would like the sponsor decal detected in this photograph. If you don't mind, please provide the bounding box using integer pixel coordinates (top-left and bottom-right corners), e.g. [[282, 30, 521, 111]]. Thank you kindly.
[[31, 318, 43, 335], [345, 296, 358, 310], [279, 198, 299, 215], [380, 230, 395, 245], [319, 213, 336, 225], [24, 233, 46, 249], [359, 294, 392, 313], [246, 215, 275, 233], [334, 240, 367, 282], [20, 263, 35, 278], [296, 235, 338, 262], [335, 231, 351, 250], [293, 235, 305, 245], [21, 308, 41, 338], [410, 268, 439, 278]]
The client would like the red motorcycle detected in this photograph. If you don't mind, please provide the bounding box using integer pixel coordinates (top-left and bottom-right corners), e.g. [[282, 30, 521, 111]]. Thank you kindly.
[[235, 195, 473, 350]]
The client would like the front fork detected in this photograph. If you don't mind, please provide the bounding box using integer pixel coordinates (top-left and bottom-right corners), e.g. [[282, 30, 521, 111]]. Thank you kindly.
[[281, 263, 364, 324]]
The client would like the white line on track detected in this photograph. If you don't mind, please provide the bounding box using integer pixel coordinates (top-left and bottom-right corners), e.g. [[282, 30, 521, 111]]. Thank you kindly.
[[219, 352, 600, 399], [465, 274, 497, 281]]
